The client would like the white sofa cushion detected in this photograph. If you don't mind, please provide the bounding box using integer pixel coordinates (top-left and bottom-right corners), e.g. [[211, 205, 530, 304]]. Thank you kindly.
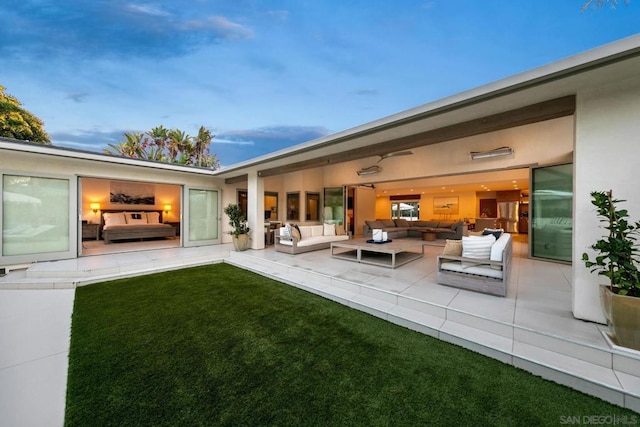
[[310, 225, 324, 237], [323, 223, 336, 236], [295, 235, 349, 247], [440, 261, 503, 279], [490, 233, 512, 270]]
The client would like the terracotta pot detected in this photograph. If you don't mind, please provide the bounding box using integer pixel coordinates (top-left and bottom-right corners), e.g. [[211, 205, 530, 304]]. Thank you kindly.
[[232, 234, 250, 251], [600, 285, 640, 351]]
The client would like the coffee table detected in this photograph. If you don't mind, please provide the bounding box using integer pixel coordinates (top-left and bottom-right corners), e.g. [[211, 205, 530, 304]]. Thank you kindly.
[[330, 238, 424, 268]]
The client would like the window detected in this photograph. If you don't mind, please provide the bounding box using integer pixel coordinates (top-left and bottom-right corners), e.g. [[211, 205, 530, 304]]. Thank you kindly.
[[305, 192, 320, 221], [323, 187, 344, 225], [390, 194, 420, 221], [265, 191, 278, 220], [237, 190, 248, 218], [286, 192, 300, 221]]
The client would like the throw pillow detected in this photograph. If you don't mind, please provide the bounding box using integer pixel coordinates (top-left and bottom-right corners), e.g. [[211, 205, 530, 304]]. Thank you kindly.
[[381, 219, 396, 227], [442, 239, 462, 256], [323, 223, 336, 236], [291, 224, 302, 241], [365, 220, 385, 229], [279, 226, 291, 240], [461, 234, 495, 268], [336, 226, 346, 236], [482, 228, 503, 239], [125, 212, 147, 224], [394, 218, 410, 227]]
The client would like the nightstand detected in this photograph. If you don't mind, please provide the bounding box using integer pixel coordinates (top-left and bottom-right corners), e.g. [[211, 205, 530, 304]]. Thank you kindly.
[[167, 222, 181, 237], [82, 223, 100, 240]]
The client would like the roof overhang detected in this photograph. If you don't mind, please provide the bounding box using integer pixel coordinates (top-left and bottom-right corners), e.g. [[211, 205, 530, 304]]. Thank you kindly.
[[0, 137, 217, 176]]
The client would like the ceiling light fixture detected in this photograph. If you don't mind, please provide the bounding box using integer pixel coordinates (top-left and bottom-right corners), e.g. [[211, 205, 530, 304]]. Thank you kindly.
[[470, 146, 513, 160], [356, 151, 414, 176], [356, 165, 381, 176]]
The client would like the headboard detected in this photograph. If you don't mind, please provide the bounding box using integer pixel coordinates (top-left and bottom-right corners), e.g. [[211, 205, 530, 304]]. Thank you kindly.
[[100, 209, 165, 228]]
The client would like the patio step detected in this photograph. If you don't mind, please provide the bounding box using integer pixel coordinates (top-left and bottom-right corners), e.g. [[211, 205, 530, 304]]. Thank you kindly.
[[227, 250, 640, 413], [0, 248, 230, 289]]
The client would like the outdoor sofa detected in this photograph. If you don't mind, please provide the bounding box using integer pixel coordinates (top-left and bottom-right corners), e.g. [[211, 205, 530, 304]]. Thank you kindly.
[[436, 232, 512, 297], [363, 219, 465, 240], [275, 223, 349, 254]]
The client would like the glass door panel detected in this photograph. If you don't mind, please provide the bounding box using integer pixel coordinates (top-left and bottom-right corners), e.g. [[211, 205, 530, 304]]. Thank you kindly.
[[184, 187, 220, 247], [530, 163, 573, 262]]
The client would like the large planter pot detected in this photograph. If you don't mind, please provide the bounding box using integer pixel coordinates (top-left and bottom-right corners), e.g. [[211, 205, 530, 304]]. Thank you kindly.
[[600, 285, 640, 351], [232, 234, 250, 251]]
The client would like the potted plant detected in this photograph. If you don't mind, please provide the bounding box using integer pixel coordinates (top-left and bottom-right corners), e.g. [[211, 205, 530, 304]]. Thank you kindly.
[[224, 203, 251, 251], [582, 190, 640, 351]]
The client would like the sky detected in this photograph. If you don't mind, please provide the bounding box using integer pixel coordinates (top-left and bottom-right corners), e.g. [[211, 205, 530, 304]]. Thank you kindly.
[[1, 1, 639, 167]]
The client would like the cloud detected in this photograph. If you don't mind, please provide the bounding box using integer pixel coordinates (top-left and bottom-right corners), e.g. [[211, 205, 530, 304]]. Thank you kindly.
[[65, 93, 90, 103], [0, 1, 255, 60], [50, 129, 134, 152], [214, 125, 330, 165], [352, 89, 378, 96]]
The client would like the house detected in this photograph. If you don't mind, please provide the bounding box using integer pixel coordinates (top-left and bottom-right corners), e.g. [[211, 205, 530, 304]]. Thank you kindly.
[[2, 34, 640, 326]]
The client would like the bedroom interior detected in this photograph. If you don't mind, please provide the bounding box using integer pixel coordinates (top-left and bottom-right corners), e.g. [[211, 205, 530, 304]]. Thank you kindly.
[[81, 178, 181, 254]]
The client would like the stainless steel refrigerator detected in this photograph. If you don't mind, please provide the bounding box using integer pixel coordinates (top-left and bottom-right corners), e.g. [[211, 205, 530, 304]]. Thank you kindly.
[[497, 201, 519, 233]]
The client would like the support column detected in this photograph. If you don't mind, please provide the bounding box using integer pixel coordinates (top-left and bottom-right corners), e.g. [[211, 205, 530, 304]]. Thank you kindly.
[[247, 171, 265, 250]]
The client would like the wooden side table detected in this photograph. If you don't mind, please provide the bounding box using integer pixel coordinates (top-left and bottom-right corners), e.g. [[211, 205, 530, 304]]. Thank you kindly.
[[167, 222, 181, 237], [82, 223, 99, 240], [421, 230, 437, 241]]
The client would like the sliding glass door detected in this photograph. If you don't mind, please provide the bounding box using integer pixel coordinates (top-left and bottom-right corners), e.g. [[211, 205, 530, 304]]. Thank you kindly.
[[183, 187, 221, 247], [530, 163, 573, 262]]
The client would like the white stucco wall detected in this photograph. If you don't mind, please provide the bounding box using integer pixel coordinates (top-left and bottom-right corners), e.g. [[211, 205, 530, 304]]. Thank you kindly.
[[573, 75, 640, 323]]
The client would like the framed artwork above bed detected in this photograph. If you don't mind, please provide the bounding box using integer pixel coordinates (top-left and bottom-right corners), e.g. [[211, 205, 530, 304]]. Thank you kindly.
[[110, 181, 155, 205]]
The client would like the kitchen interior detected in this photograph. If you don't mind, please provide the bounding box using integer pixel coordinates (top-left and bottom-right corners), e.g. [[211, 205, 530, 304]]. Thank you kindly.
[[477, 189, 529, 235]]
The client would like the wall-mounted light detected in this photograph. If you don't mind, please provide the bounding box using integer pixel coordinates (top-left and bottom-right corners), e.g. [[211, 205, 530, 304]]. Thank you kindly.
[[356, 151, 413, 176], [356, 165, 381, 176], [89, 202, 101, 214], [470, 146, 513, 160], [164, 204, 172, 214]]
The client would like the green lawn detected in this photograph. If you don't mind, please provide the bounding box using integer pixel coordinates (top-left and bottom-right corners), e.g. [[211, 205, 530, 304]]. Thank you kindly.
[[65, 263, 637, 426]]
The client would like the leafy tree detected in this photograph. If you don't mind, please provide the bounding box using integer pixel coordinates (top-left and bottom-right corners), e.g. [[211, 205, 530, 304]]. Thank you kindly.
[[0, 85, 50, 143], [104, 125, 220, 169]]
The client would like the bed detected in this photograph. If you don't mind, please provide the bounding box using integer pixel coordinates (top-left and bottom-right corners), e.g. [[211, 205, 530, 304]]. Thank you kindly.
[[100, 210, 176, 244]]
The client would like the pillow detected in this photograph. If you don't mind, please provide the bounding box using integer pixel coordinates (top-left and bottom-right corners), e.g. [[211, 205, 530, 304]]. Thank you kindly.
[[323, 223, 336, 236], [291, 224, 302, 241], [439, 222, 454, 228], [365, 220, 385, 229], [394, 219, 410, 227], [279, 226, 291, 240], [461, 234, 496, 268], [336, 226, 346, 236], [381, 220, 396, 227], [482, 228, 503, 239], [468, 230, 484, 236], [442, 239, 462, 257], [125, 212, 147, 224], [147, 211, 160, 224], [103, 212, 126, 226]]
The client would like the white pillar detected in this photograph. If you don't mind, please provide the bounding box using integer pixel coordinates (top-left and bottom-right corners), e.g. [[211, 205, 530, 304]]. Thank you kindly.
[[247, 171, 265, 249]]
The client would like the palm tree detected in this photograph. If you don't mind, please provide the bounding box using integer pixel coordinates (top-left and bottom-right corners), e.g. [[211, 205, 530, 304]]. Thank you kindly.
[[103, 132, 144, 158], [145, 125, 169, 162], [167, 129, 190, 163]]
